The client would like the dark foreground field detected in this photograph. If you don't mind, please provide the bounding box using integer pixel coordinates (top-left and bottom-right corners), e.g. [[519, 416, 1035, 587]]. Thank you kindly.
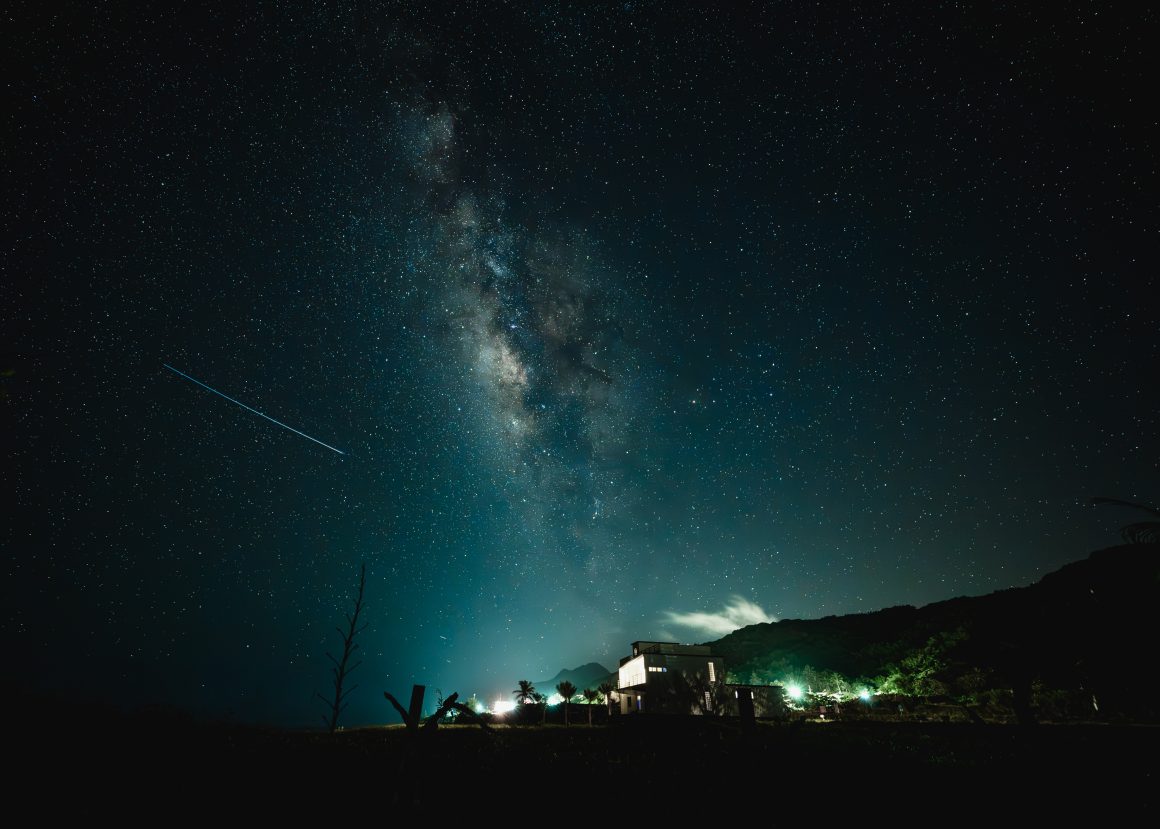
[[11, 698, 1156, 818]]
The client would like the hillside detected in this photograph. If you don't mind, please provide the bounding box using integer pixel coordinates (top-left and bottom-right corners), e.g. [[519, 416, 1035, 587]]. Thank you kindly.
[[707, 543, 1160, 720]]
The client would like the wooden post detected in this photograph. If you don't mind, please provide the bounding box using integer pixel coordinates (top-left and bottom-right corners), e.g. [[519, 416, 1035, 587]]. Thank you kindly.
[[408, 685, 426, 729], [738, 688, 756, 731]]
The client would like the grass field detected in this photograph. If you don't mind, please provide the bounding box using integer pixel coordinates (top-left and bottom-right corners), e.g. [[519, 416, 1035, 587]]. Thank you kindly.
[[15, 700, 1155, 817]]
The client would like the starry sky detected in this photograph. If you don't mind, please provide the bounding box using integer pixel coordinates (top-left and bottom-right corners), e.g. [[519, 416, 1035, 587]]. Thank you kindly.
[[5, 1, 1157, 727]]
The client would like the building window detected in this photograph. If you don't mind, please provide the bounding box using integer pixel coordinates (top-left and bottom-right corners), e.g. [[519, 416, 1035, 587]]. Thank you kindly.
[[708, 661, 716, 683], [704, 691, 712, 709], [619, 655, 645, 689]]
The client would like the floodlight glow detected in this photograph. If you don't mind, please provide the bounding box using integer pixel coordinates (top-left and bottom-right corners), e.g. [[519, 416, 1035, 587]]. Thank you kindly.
[[492, 700, 515, 714], [787, 684, 803, 700], [859, 689, 872, 701], [547, 693, 564, 706]]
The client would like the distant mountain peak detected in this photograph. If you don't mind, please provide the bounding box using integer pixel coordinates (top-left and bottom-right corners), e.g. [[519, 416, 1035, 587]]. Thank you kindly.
[[548, 661, 607, 678], [535, 662, 613, 691]]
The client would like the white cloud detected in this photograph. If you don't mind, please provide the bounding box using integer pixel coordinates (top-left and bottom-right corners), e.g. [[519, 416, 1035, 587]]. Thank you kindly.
[[662, 596, 777, 637]]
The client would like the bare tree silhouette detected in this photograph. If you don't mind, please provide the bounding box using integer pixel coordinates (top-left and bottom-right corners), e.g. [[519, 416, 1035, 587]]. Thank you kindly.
[[316, 562, 368, 733]]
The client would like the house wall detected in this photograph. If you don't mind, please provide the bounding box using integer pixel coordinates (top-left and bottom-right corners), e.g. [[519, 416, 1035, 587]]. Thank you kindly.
[[723, 685, 789, 719], [617, 654, 727, 715], [619, 691, 643, 715], [617, 641, 736, 716]]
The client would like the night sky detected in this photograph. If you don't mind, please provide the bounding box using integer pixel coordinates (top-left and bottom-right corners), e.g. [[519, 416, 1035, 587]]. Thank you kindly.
[[5, 2, 1156, 727]]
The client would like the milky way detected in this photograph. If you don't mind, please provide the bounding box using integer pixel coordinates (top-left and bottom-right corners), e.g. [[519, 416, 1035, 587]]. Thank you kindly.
[[397, 99, 652, 595]]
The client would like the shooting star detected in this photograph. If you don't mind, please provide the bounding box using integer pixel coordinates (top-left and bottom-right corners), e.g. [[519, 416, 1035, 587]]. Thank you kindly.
[[163, 363, 345, 455]]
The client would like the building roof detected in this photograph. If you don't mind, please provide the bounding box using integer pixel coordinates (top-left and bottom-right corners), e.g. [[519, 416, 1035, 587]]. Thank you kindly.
[[631, 640, 716, 657]]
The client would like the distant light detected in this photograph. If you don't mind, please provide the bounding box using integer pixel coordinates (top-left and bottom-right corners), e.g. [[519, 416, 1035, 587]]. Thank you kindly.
[[547, 693, 564, 706], [859, 689, 872, 701], [492, 700, 515, 714], [787, 685, 803, 701]]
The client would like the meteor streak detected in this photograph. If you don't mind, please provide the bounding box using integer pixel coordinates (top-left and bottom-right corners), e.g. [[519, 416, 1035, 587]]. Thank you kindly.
[[163, 363, 345, 455]]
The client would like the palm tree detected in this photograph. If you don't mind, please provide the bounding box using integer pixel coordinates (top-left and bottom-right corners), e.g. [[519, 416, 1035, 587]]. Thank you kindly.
[[533, 691, 547, 725], [1091, 497, 1160, 544], [513, 680, 537, 706], [598, 681, 615, 718], [556, 681, 577, 726], [582, 688, 600, 725]]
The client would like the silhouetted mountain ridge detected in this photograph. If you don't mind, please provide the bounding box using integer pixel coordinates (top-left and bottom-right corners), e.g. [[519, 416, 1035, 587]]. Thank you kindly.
[[705, 544, 1160, 719], [535, 662, 612, 694]]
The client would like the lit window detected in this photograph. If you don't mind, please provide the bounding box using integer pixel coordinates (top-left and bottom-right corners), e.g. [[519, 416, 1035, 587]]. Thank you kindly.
[[708, 661, 716, 683], [704, 691, 712, 708], [619, 655, 646, 688]]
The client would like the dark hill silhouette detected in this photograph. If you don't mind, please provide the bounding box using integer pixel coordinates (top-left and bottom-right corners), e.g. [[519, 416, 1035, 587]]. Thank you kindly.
[[535, 662, 611, 694], [707, 543, 1160, 721]]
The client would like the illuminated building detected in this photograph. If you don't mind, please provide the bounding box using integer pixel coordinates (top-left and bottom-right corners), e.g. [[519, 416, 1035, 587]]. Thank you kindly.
[[614, 640, 789, 719], [616, 641, 726, 715]]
